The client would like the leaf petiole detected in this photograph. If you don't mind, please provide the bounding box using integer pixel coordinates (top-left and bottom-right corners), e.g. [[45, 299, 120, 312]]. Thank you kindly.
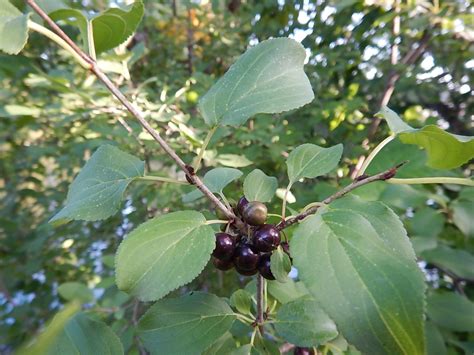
[[388, 177, 473, 186], [193, 126, 217, 172], [138, 176, 188, 185]]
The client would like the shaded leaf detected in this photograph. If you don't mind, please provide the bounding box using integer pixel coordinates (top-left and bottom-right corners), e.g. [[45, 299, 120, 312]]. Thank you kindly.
[[115, 211, 215, 301], [50, 145, 144, 225], [137, 292, 236, 354], [267, 279, 309, 304], [422, 245, 474, 280], [230, 289, 252, 315], [427, 292, 474, 332], [425, 321, 447, 355], [286, 143, 343, 185], [183, 167, 242, 202], [275, 297, 338, 347], [46, 313, 123, 354], [50, 1, 144, 54], [199, 38, 314, 127], [291, 195, 425, 354], [243, 169, 277, 202], [270, 246, 291, 283]]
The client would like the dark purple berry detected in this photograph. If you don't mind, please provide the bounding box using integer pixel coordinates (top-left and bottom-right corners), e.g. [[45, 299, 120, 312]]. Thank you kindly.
[[237, 196, 249, 215], [253, 224, 280, 252], [212, 257, 233, 271], [294, 347, 314, 355], [258, 253, 275, 280], [242, 201, 267, 226], [235, 263, 258, 276], [213, 233, 235, 261], [233, 243, 259, 271]]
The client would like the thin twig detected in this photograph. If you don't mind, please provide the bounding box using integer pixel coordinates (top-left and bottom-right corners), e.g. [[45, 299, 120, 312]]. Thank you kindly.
[[277, 162, 407, 230], [26, 0, 245, 229]]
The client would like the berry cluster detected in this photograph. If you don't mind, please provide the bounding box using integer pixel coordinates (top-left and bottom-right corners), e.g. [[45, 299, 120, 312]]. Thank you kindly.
[[211, 197, 289, 280]]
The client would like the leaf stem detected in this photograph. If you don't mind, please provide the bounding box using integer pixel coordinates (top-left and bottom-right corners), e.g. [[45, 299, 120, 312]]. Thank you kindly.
[[356, 135, 395, 177], [236, 314, 254, 325], [389, 177, 474, 186], [86, 20, 96, 61], [194, 126, 217, 173], [204, 220, 228, 225], [138, 176, 188, 185], [281, 183, 291, 221], [27, 20, 90, 68]]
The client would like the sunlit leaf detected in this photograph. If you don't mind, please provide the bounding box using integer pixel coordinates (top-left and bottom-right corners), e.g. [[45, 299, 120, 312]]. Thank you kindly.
[[0, 0, 29, 55], [286, 143, 343, 186], [199, 38, 314, 127], [243, 169, 277, 202], [379, 106, 474, 169]]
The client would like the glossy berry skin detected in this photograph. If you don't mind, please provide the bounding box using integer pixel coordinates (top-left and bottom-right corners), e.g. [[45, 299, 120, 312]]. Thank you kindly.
[[213, 233, 235, 261], [258, 253, 275, 280], [294, 347, 315, 355], [237, 196, 249, 215], [212, 257, 233, 271], [235, 263, 258, 276], [242, 201, 267, 226], [233, 243, 259, 271], [253, 224, 280, 252]]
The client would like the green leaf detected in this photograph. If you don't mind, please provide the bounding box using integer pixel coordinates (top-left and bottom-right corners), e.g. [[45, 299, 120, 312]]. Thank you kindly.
[[243, 169, 277, 202], [115, 211, 215, 301], [451, 189, 474, 237], [426, 292, 474, 332], [50, 145, 144, 225], [286, 143, 343, 186], [46, 313, 123, 354], [50, 1, 144, 54], [421, 245, 474, 280], [291, 195, 425, 354], [137, 292, 236, 354], [183, 167, 242, 203], [18, 302, 81, 355], [274, 297, 338, 347], [270, 246, 292, 283], [91, 1, 144, 54], [379, 106, 474, 169], [230, 289, 252, 315], [267, 279, 309, 304], [57, 282, 94, 303], [215, 154, 253, 168], [410, 207, 445, 238], [202, 332, 237, 355], [425, 321, 447, 355], [199, 38, 314, 127], [0, 0, 30, 55]]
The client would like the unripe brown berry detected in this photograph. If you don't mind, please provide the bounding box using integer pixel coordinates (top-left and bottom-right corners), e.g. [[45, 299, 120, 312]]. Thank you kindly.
[[242, 201, 267, 226]]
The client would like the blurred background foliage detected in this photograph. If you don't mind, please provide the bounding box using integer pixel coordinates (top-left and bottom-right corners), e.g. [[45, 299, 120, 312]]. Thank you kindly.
[[0, 0, 473, 353]]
